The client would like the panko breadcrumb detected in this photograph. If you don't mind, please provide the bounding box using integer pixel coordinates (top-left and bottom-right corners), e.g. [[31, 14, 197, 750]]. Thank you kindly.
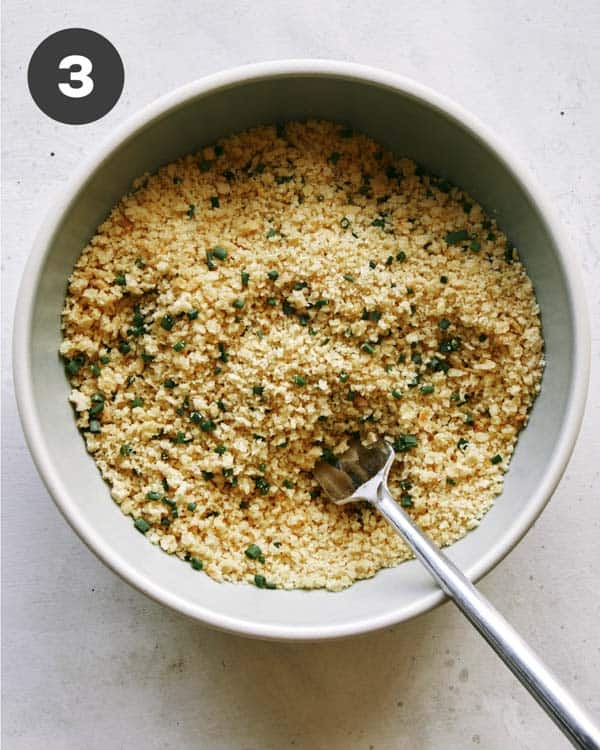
[[61, 120, 544, 591]]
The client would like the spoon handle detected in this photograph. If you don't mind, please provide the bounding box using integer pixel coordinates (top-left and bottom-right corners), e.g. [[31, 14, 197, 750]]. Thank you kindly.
[[376, 487, 600, 750]]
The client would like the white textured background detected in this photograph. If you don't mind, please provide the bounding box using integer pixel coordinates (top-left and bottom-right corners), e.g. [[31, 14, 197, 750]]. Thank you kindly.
[[2, 2, 599, 748]]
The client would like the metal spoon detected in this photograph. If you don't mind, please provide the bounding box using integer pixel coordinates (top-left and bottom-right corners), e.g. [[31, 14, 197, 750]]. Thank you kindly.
[[314, 439, 600, 749]]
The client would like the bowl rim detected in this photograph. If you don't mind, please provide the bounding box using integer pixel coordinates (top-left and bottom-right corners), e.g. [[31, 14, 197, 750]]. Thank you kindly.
[[13, 59, 590, 641]]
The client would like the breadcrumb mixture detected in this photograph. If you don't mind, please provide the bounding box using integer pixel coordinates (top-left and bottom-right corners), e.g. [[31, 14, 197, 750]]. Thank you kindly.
[[61, 121, 544, 591]]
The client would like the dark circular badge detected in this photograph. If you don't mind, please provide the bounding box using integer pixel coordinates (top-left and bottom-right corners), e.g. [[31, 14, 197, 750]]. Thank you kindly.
[[27, 28, 124, 125]]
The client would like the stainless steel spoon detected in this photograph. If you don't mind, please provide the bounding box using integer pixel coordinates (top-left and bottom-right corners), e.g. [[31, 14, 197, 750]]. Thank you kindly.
[[314, 439, 600, 749]]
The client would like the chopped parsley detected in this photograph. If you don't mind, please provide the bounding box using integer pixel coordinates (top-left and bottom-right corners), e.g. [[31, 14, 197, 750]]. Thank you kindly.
[[161, 314, 174, 331], [245, 544, 264, 562], [134, 518, 150, 534], [393, 434, 418, 452], [445, 229, 470, 245]]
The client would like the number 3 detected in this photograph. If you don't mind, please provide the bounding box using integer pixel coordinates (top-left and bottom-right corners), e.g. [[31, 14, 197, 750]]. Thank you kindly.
[[58, 55, 94, 98]]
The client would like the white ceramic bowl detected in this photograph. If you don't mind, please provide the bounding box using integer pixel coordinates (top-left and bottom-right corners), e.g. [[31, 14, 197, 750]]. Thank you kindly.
[[13, 61, 589, 640]]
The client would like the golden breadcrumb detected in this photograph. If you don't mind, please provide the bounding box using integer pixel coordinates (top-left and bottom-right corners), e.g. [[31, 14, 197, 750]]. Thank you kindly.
[[61, 121, 544, 591]]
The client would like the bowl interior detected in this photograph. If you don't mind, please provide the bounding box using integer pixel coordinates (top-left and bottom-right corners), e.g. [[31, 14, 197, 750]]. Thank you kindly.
[[24, 72, 575, 638]]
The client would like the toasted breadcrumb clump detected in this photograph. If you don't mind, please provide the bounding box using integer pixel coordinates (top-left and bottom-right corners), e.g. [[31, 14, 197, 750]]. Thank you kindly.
[[61, 121, 544, 591]]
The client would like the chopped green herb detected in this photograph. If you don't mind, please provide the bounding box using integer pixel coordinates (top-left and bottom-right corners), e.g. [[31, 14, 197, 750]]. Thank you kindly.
[[187, 308, 199, 320], [340, 216, 350, 229], [343, 274, 356, 283], [253, 476, 271, 495], [491, 454, 503, 465], [406, 287, 415, 296], [245, 544, 263, 560], [161, 314, 174, 331], [135, 257, 146, 269], [470, 239, 481, 252], [438, 318, 451, 330], [173, 341, 186, 352], [361, 343, 376, 354], [393, 434, 418, 452], [346, 390, 358, 402], [119, 443, 133, 457], [439, 337, 461, 353], [446, 477, 457, 486], [118, 341, 131, 355], [114, 274, 126, 286], [267, 270, 279, 281], [134, 518, 150, 534], [232, 298, 245, 310], [88, 419, 101, 434], [187, 502, 197, 511], [396, 251, 407, 262], [391, 389, 403, 399], [89, 394, 104, 417], [146, 491, 161, 501], [254, 574, 276, 589], [292, 375, 307, 387], [99, 355, 110, 365], [190, 557, 203, 570], [187, 204, 196, 218], [282, 479, 295, 489], [478, 333, 488, 342], [457, 437, 469, 451], [205, 249, 215, 270], [172, 431, 191, 444], [65, 355, 85, 375], [90, 364, 101, 377], [400, 494, 414, 508], [252, 385, 264, 396], [130, 396, 144, 408], [214, 444, 227, 455], [218, 342, 229, 362], [445, 229, 470, 245], [440, 275, 448, 284], [213, 245, 228, 261], [241, 271, 250, 288], [267, 297, 277, 306], [420, 384, 435, 395], [340, 371, 349, 383], [201, 471, 214, 481], [266, 228, 277, 239]]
